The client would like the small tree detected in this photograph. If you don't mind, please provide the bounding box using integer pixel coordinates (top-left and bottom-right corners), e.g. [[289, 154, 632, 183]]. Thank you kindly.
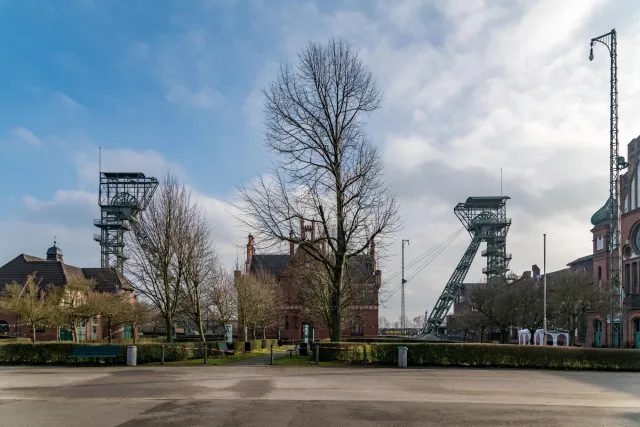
[[0, 273, 55, 342], [50, 278, 95, 343], [550, 269, 607, 346], [123, 299, 157, 344], [234, 273, 260, 342], [513, 278, 545, 344], [207, 274, 237, 337], [468, 279, 520, 343], [252, 271, 283, 339], [87, 292, 128, 343]]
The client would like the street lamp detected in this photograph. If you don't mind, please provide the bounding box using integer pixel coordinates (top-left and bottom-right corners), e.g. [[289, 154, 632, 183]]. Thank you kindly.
[[589, 29, 625, 348]]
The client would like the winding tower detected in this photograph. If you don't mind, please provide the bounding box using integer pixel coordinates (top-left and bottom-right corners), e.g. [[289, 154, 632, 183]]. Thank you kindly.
[[421, 197, 511, 337], [93, 172, 159, 274]]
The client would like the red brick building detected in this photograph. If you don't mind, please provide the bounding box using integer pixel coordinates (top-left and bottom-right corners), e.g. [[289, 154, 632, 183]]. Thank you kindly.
[[588, 136, 640, 348], [238, 224, 381, 341], [0, 242, 135, 341]]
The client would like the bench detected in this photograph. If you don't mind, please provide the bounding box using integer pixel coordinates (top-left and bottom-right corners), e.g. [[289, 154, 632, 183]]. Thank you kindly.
[[216, 342, 235, 356], [69, 345, 121, 361], [287, 344, 299, 358]]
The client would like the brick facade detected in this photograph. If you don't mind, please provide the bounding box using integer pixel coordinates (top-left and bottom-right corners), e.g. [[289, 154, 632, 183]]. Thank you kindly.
[[238, 227, 380, 342]]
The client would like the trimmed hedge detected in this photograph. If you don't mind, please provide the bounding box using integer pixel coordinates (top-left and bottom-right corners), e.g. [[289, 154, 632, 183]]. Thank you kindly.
[[318, 342, 640, 371], [0, 342, 219, 365]]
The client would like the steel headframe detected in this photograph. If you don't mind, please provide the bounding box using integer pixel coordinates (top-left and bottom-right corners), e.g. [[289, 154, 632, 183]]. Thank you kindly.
[[421, 197, 512, 336], [590, 29, 626, 347], [93, 172, 159, 274]]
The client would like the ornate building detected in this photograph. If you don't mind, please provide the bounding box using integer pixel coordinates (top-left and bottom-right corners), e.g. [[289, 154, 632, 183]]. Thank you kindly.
[[238, 222, 381, 342], [589, 135, 640, 348], [0, 242, 135, 341]]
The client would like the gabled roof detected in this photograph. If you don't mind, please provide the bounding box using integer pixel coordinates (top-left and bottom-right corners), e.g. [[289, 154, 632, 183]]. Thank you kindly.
[[249, 251, 375, 281], [0, 254, 132, 293]]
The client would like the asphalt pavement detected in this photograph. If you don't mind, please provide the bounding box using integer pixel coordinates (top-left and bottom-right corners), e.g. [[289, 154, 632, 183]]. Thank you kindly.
[[1, 365, 640, 426]]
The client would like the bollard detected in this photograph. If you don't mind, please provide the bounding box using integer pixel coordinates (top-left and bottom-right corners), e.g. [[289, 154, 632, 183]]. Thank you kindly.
[[314, 344, 319, 364], [204, 345, 208, 365], [270, 344, 274, 365], [161, 345, 165, 365]]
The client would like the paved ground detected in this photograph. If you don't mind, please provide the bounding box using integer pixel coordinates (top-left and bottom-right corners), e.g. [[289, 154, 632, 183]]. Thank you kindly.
[[2, 365, 640, 426]]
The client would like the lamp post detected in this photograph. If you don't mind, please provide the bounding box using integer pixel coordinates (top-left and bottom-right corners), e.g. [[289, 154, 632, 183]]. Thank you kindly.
[[589, 29, 625, 348]]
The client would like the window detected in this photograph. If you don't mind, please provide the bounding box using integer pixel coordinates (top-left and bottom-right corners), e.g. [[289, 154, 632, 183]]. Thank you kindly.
[[352, 319, 364, 336], [633, 177, 637, 209], [0, 321, 8, 334], [625, 264, 631, 295], [634, 262, 638, 294], [598, 266, 602, 281]]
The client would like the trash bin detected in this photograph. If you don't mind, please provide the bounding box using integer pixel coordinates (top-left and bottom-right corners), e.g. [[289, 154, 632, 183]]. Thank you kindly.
[[244, 341, 252, 352], [397, 346, 408, 368], [127, 345, 137, 366]]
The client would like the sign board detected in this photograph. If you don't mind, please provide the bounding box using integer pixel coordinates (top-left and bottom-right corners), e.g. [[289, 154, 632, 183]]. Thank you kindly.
[[225, 324, 233, 344]]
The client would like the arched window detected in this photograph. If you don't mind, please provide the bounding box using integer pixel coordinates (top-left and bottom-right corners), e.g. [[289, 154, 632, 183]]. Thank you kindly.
[[625, 264, 631, 295], [0, 320, 8, 334], [557, 334, 567, 346]]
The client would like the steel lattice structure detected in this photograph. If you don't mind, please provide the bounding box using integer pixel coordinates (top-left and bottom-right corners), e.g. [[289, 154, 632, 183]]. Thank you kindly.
[[421, 197, 511, 336], [93, 172, 159, 274], [590, 29, 626, 347]]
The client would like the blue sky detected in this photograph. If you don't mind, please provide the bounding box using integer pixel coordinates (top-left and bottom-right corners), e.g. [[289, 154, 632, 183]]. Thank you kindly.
[[2, 0, 640, 321]]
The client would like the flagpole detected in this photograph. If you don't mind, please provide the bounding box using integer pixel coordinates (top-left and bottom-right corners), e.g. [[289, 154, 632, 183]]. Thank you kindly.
[[543, 234, 547, 340]]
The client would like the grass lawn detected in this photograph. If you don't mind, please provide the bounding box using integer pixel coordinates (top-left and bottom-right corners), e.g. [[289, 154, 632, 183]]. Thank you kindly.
[[273, 355, 344, 367], [152, 351, 266, 366]]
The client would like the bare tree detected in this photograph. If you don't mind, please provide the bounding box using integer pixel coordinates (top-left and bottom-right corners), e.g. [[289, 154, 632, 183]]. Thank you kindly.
[[513, 278, 545, 345], [234, 273, 260, 341], [179, 203, 221, 344], [126, 173, 190, 343], [549, 269, 607, 346], [236, 38, 399, 341], [454, 308, 491, 343], [468, 279, 520, 343], [207, 273, 237, 337], [378, 316, 390, 329], [0, 274, 55, 342], [289, 255, 372, 337]]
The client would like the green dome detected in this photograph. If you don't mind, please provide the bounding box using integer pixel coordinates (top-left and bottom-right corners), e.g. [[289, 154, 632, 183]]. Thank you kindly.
[[591, 197, 612, 227]]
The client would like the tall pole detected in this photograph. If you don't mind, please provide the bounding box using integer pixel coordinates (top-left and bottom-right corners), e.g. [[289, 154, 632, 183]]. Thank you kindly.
[[543, 234, 547, 338], [401, 239, 409, 335], [590, 29, 624, 347]]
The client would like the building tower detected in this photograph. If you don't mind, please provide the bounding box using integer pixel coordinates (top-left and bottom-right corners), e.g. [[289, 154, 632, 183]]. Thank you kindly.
[[93, 172, 159, 274]]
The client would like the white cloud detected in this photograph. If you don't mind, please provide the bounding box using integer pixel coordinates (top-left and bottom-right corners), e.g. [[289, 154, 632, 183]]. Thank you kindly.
[[12, 127, 42, 147], [164, 83, 223, 108], [53, 91, 84, 109]]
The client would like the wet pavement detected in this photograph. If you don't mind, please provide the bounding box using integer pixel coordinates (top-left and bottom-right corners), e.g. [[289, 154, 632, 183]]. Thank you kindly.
[[1, 365, 640, 426]]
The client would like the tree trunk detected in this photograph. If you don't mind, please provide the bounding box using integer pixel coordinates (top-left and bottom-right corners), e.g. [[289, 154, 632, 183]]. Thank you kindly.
[[108, 318, 112, 344], [197, 320, 206, 343], [480, 326, 486, 343], [72, 325, 78, 343], [132, 323, 137, 344], [262, 328, 266, 339], [330, 264, 344, 342], [31, 323, 36, 343], [165, 314, 173, 343], [500, 327, 508, 344]]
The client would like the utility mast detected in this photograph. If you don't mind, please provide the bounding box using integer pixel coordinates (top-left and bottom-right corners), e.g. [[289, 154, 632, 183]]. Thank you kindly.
[[401, 239, 409, 334], [590, 29, 626, 347]]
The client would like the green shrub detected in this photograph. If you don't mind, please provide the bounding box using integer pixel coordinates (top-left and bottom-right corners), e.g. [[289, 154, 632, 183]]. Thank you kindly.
[[0, 342, 209, 366], [318, 342, 640, 371]]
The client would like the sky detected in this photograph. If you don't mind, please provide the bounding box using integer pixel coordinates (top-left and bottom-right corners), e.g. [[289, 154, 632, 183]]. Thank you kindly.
[[2, 0, 640, 323]]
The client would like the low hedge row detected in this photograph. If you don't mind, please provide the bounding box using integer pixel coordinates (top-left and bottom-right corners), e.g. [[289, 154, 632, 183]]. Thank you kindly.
[[318, 342, 640, 371], [0, 342, 216, 365]]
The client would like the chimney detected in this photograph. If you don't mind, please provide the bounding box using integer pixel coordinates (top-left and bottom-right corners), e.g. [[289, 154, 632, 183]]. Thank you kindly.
[[370, 239, 376, 272], [245, 234, 255, 274], [532, 264, 540, 280], [300, 218, 306, 240], [289, 230, 295, 257]]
